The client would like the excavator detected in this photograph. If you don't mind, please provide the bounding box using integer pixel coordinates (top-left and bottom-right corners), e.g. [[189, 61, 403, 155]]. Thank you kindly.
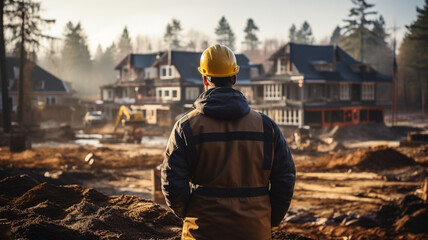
[[114, 105, 146, 143]]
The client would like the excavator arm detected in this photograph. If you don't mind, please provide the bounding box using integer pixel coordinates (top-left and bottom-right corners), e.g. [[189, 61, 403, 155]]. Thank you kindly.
[[114, 105, 146, 132], [114, 106, 132, 131]]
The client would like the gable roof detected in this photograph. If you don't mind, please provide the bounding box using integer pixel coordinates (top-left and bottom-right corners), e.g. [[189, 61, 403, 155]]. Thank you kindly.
[[272, 43, 392, 82], [154, 50, 252, 85], [3, 57, 69, 92], [131, 53, 162, 68], [115, 53, 163, 70]]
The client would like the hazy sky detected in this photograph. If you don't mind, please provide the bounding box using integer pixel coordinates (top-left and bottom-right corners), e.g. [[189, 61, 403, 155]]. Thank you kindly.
[[38, 0, 425, 55]]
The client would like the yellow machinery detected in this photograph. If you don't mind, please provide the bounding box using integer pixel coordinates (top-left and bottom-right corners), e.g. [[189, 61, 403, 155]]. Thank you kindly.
[[114, 105, 146, 143]]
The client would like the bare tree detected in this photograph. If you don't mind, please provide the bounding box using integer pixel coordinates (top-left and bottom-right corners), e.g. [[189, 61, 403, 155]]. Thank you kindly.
[[5, 0, 55, 124]]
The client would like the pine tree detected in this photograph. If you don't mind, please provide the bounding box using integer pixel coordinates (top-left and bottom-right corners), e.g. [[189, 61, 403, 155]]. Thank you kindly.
[[242, 18, 259, 51], [339, 0, 377, 62], [288, 24, 297, 43], [116, 26, 133, 63], [215, 16, 236, 51], [330, 26, 341, 45], [61, 22, 92, 97], [398, 0, 428, 112], [94, 43, 116, 88], [164, 19, 182, 50], [5, 0, 55, 124], [367, 15, 392, 74], [289, 22, 314, 44]]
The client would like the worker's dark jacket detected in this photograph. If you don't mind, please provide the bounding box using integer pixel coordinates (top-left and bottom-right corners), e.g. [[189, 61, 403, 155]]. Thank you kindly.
[[161, 87, 295, 240]]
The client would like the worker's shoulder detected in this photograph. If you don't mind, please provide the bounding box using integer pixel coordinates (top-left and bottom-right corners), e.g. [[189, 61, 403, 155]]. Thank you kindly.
[[253, 110, 282, 130], [253, 110, 275, 123], [174, 109, 201, 126]]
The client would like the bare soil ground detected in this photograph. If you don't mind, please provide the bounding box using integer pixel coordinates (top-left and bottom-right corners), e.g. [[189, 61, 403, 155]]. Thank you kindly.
[[0, 124, 427, 239]]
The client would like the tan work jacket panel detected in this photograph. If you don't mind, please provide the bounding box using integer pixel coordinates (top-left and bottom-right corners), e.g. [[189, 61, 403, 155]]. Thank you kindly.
[[182, 109, 273, 240]]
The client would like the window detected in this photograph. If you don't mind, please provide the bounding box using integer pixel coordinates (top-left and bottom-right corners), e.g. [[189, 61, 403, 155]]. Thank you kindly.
[[160, 65, 174, 79], [362, 83, 375, 100], [345, 110, 352, 122], [314, 63, 333, 72], [122, 67, 128, 81], [45, 96, 57, 105], [305, 111, 322, 124], [276, 59, 286, 75], [324, 111, 331, 123], [32, 96, 39, 106], [13, 67, 19, 79], [34, 80, 44, 90], [340, 84, 350, 100], [332, 110, 343, 123], [186, 87, 200, 100], [157, 87, 180, 101], [360, 109, 368, 121], [144, 67, 157, 79], [264, 84, 282, 100]]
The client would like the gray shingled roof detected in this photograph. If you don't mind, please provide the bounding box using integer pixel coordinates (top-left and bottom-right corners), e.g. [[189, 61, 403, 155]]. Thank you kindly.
[[131, 53, 162, 68], [166, 51, 251, 85], [283, 43, 392, 82], [4, 57, 69, 92]]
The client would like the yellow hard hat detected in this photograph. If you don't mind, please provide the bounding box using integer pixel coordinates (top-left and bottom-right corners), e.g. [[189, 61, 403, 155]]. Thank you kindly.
[[198, 44, 240, 77]]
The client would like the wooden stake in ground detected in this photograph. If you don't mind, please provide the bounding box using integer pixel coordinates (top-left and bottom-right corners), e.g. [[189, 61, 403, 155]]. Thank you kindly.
[[423, 177, 428, 202]]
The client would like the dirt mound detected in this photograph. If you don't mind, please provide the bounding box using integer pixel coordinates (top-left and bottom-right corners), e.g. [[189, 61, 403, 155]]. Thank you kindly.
[[0, 174, 39, 198], [326, 146, 416, 171], [315, 123, 414, 142], [2, 182, 181, 240], [14, 182, 108, 209]]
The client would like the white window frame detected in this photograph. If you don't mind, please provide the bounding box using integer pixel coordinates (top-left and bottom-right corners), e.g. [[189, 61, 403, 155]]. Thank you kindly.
[[108, 90, 113, 99], [156, 87, 180, 101], [144, 67, 156, 79], [13, 66, 19, 79], [362, 83, 375, 100], [45, 96, 57, 105], [34, 80, 45, 90], [160, 65, 174, 79], [129, 69, 135, 81], [121, 66, 128, 81], [264, 84, 282, 100], [276, 59, 286, 75], [185, 87, 199, 100], [340, 84, 350, 100]]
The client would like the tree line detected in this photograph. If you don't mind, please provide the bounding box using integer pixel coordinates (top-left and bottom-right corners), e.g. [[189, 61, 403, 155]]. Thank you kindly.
[[1, 0, 426, 131]]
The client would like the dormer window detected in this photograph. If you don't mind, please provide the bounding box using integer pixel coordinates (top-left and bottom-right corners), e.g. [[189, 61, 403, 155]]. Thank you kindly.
[[121, 66, 128, 81], [160, 65, 174, 79], [34, 80, 44, 90], [354, 65, 371, 72], [276, 59, 286, 75], [313, 61, 333, 72]]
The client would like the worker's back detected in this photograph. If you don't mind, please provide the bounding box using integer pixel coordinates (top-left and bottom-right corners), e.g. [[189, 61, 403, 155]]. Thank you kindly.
[[162, 44, 295, 240], [178, 87, 273, 240]]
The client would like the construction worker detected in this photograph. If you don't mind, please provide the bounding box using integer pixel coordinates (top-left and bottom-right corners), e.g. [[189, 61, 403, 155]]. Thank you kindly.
[[161, 44, 295, 240]]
